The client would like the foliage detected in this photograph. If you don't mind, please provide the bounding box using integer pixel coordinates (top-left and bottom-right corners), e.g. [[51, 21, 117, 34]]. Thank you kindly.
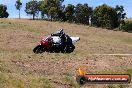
[[24, 1, 132, 32], [64, 4, 75, 22], [38, 0, 64, 21], [25, 0, 39, 20], [38, 1, 48, 19], [91, 4, 119, 29], [120, 21, 132, 32], [75, 3, 93, 25], [115, 5, 126, 22], [48, 7, 58, 21], [0, 4, 9, 18]]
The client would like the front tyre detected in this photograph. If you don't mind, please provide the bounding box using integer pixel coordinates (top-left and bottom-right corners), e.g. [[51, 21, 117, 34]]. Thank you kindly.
[[33, 45, 45, 54], [65, 45, 75, 53]]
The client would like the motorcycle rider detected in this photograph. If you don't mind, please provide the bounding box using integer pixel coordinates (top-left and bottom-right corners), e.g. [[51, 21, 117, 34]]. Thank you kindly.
[[51, 29, 75, 52]]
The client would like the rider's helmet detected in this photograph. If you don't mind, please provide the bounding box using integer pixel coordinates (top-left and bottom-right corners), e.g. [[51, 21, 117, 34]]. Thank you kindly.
[[57, 29, 64, 34]]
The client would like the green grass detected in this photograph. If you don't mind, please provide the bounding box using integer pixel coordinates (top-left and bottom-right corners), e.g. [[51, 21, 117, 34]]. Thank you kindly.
[[64, 75, 79, 88], [96, 69, 132, 76], [106, 84, 116, 88], [105, 84, 129, 88], [0, 73, 53, 88], [28, 77, 52, 88], [0, 20, 45, 34], [0, 60, 13, 73], [0, 73, 25, 88], [123, 38, 132, 43], [126, 69, 132, 76]]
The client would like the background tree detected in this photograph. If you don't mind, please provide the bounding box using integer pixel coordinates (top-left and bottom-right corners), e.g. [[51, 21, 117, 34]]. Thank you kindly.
[[38, 0, 49, 19], [15, 0, 22, 19], [64, 4, 75, 22], [115, 5, 126, 23], [39, 0, 64, 21], [0, 4, 9, 18], [74, 3, 93, 24], [48, 7, 58, 21], [57, 8, 66, 21], [25, 0, 39, 20], [91, 4, 118, 29], [120, 21, 132, 32]]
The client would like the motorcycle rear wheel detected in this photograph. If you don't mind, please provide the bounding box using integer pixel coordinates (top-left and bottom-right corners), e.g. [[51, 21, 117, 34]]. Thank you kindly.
[[33, 45, 45, 54]]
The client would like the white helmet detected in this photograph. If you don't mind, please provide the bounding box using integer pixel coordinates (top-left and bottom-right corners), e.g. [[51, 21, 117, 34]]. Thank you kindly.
[[57, 29, 64, 34]]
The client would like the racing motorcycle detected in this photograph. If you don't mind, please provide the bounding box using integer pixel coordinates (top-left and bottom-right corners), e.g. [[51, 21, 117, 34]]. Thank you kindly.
[[33, 29, 80, 53]]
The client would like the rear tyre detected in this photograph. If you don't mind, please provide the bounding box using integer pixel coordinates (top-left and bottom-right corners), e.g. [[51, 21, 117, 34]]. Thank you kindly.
[[33, 45, 45, 54]]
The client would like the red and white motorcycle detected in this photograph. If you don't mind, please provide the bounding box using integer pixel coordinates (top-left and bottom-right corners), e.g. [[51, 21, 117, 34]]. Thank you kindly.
[[33, 29, 80, 53]]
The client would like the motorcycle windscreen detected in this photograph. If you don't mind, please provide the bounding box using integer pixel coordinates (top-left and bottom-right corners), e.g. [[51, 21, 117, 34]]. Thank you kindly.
[[70, 37, 80, 43]]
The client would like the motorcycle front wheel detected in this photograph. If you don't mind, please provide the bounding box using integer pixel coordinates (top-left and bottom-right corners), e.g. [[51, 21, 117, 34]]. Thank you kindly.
[[65, 45, 75, 53], [33, 45, 45, 54]]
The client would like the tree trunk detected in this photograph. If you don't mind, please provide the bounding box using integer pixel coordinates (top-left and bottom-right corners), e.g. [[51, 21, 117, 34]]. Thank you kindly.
[[19, 9, 20, 19], [51, 16, 53, 21], [33, 14, 35, 20]]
